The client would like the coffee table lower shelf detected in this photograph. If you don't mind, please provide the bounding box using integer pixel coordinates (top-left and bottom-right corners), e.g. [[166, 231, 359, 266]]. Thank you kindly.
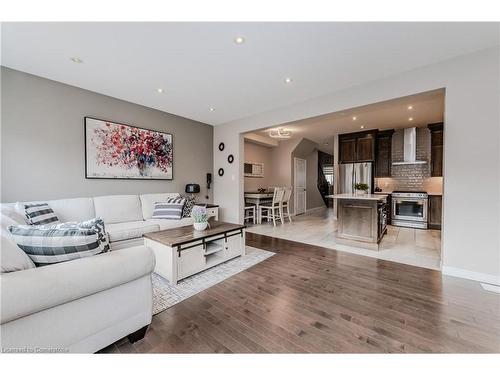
[[144, 225, 246, 285]]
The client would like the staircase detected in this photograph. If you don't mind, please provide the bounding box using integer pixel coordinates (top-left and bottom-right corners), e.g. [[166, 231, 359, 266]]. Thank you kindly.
[[317, 150, 334, 207]]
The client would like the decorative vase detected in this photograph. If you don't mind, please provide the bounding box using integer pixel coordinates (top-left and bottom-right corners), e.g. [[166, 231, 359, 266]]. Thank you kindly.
[[355, 189, 368, 195], [193, 221, 208, 231]]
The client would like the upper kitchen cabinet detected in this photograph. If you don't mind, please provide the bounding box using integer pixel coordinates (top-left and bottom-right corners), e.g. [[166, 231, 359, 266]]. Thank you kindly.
[[338, 130, 377, 163], [375, 129, 394, 177], [428, 122, 444, 177], [339, 137, 357, 163]]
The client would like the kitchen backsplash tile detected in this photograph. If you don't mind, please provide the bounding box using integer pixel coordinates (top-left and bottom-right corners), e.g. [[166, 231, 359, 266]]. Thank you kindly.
[[375, 127, 443, 194]]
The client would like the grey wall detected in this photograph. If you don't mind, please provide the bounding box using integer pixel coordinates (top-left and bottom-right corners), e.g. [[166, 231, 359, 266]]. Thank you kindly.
[[1, 67, 213, 202]]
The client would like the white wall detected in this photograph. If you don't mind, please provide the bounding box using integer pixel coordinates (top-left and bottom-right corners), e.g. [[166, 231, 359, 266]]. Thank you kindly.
[[243, 141, 274, 192], [214, 47, 500, 283]]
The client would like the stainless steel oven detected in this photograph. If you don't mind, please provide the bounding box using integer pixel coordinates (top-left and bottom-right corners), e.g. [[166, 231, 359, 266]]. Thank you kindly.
[[391, 191, 428, 229]]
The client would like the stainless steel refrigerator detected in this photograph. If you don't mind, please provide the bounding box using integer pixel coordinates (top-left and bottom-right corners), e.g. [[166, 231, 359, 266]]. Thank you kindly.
[[339, 162, 373, 194]]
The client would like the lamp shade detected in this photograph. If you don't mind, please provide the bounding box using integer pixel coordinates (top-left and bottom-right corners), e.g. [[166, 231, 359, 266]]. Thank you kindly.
[[185, 183, 200, 194]]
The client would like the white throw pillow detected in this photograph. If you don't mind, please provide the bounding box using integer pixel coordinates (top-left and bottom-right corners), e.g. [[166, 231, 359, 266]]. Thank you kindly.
[[1, 214, 36, 273]]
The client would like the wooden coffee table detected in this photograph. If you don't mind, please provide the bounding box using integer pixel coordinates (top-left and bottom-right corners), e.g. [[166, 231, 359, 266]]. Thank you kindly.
[[143, 222, 246, 284]]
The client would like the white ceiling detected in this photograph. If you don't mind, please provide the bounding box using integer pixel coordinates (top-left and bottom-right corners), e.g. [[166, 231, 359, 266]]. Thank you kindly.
[[1, 23, 498, 125], [249, 89, 445, 152]]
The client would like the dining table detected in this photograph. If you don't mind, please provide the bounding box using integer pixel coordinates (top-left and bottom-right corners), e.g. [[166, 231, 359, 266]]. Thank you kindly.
[[244, 192, 274, 223]]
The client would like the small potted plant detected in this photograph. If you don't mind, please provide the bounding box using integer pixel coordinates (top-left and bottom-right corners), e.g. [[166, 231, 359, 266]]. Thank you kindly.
[[191, 206, 209, 231], [354, 183, 369, 195]]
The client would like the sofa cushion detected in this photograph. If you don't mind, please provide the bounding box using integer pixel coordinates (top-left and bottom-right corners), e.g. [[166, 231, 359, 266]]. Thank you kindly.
[[47, 197, 96, 223], [106, 221, 160, 242], [8, 219, 110, 266], [1, 214, 36, 273], [146, 217, 194, 231], [93, 195, 143, 224], [24, 203, 60, 226], [139, 193, 180, 220]]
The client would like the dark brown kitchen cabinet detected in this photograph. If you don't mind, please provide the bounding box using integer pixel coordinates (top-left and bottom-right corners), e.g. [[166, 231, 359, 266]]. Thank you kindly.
[[428, 122, 444, 177], [338, 130, 377, 163], [428, 195, 442, 230], [375, 129, 394, 177], [356, 135, 375, 162], [339, 137, 357, 163]]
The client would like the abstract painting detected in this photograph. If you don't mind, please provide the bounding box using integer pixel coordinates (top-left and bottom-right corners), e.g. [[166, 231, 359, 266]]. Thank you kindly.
[[85, 117, 173, 180]]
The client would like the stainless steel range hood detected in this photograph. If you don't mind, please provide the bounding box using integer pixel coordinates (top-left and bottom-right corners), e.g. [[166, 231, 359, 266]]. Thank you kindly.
[[392, 127, 426, 165]]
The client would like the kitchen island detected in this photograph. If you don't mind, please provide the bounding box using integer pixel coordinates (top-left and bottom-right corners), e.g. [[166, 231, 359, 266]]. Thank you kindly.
[[326, 193, 388, 250]]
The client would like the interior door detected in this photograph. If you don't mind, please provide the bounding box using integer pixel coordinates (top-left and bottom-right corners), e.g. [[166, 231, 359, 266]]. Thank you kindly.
[[294, 157, 307, 215]]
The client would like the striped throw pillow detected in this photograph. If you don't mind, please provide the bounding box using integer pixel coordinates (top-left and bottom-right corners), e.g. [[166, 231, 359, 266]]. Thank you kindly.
[[8, 218, 110, 266], [151, 198, 186, 220], [24, 203, 59, 225]]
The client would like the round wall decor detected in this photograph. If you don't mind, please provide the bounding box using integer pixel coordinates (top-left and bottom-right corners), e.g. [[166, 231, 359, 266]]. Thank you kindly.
[[227, 154, 234, 164], [218, 142, 225, 151], [218, 168, 224, 176]]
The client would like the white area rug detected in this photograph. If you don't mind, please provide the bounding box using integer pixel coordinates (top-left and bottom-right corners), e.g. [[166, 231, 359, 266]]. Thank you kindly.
[[152, 246, 275, 315]]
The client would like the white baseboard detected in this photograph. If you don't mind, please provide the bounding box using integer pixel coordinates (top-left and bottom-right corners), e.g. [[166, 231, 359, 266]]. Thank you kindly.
[[442, 266, 500, 286], [305, 206, 325, 213], [481, 283, 500, 294], [291, 206, 325, 216]]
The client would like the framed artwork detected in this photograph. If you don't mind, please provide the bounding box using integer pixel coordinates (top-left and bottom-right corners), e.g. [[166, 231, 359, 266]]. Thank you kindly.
[[85, 117, 173, 180]]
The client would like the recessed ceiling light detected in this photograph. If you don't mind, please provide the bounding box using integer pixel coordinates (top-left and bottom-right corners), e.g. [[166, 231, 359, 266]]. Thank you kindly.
[[409, 117, 414, 121], [352, 116, 357, 121], [360, 125, 365, 129], [408, 105, 413, 110], [209, 107, 215, 112], [234, 36, 245, 44], [71, 57, 83, 63], [157, 88, 164, 94], [285, 77, 293, 84]]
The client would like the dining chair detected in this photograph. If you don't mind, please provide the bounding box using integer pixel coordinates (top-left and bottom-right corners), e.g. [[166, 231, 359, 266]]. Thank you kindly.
[[281, 187, 293, 223], [259, 187, 285, 226], [244, 204, 256, 224]]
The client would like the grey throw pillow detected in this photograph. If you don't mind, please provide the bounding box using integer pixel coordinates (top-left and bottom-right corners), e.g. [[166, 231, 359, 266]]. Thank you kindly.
[[151, 198, 186, 220], [181, 194, 196, 218], [8, 218, 110, 266], [24, 203, 59, 225]]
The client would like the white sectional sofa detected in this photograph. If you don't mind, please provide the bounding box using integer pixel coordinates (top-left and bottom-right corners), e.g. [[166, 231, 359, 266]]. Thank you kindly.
[[0, 192, 193, 353]]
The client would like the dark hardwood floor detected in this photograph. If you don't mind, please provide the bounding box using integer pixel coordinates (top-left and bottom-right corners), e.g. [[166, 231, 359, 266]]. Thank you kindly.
[[100, 233, 500, 353]]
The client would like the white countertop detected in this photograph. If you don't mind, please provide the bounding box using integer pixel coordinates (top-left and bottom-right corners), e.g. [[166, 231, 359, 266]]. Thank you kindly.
[[325, 193, 388, 201]]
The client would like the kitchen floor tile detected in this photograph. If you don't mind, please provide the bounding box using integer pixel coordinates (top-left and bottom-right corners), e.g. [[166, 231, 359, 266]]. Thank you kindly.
[[246, 207, 442, 270]]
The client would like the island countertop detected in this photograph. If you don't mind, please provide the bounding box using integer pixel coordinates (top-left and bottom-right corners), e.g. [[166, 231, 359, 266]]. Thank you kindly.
[[325, 193, 388, 201]]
